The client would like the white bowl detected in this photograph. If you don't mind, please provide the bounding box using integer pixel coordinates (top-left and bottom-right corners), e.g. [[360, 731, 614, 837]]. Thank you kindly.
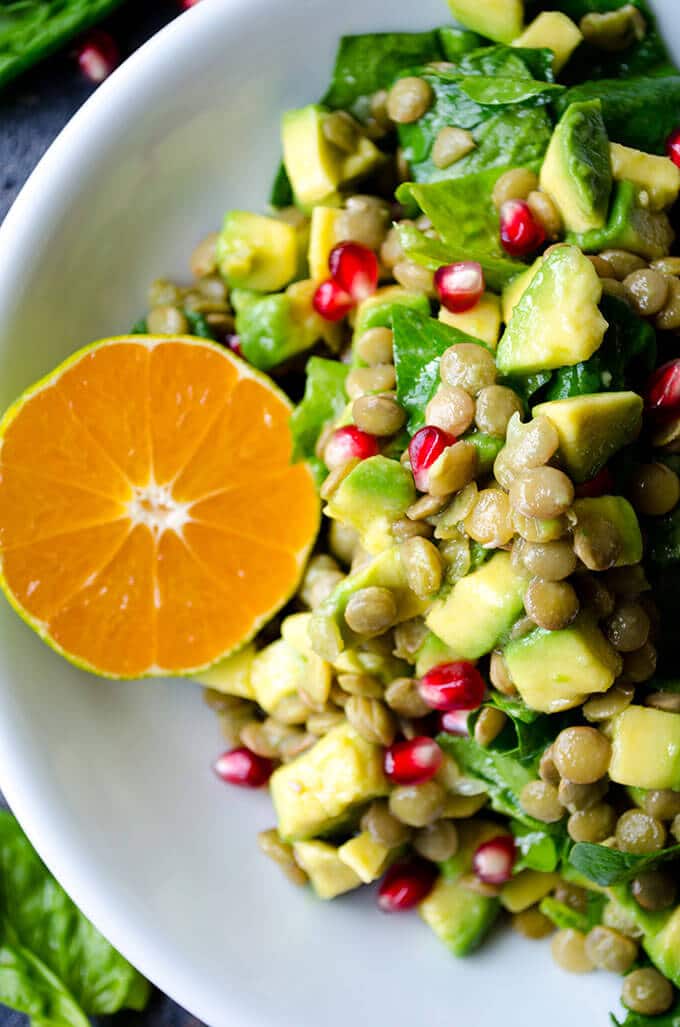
[[0, 2, 678, 1025]]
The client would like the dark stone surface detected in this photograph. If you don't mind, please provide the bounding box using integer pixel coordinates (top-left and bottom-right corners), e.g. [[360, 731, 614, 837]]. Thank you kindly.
[[0, 7, 206, 1023]]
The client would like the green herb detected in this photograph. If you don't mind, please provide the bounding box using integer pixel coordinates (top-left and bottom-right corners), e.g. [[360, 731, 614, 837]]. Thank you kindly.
[[556, 76, 680, 154], [611, 997, 680, 1027], [540, 892, 606, 934], [270, 161, 295, 209], [291, 357, 349, 464], [512, 823, 564, 874], [0, 811, 149, 1024], [130, 317, 148, 335], [646, 506, 680, 567], [184, 310, 217, 340], [570, 841, 680, 887]]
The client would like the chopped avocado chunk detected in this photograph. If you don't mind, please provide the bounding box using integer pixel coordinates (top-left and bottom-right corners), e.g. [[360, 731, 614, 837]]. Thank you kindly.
[[500, 871, 559, 914], [610, 142, 680, 212], [250, 639, 307, 713], [512, 12, 582, 75], [325, 456, 416, 555], [353, 286, 431, 342], [217, 211, 298, 291], [540, 100, 612, 234], [420, 876, 500, 956], [503, 614, 621, 714], [532, 392, 643, 484], [337, 831, 393, 883], [281, 612, 315, 658], [193, 643, 256, 699], [271, 723, 388, 841], [501, 258, 542, 324], [609, 706, 680, 791], [439, 292, 502, 350], [292, 840, 362, 899], [308, 206, 343, 281], [568, 180, 674, 261], [645, 907, 680, 988], [464, 432, 505, 473], [572, 497, 643, 567], [426, 552, 528, 659], [415, 632, 461, 676], [446, 0, 523, 44], [496, 245, 607, 376]]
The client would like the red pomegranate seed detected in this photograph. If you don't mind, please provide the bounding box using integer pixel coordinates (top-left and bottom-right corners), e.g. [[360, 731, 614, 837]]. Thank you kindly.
[[472, 835, 516, 885], [213, 747, 273, 788], [408, 425, 457, 491], [377, 860, 437, 912], [646, 359, 680, 413], [667, 128, 680, 168], [313, 279, 354, 322], [575, 466, 614, 498], [77, 30, 119, 84], [439, 709, 473, 736], [324, 425, 380, 469], [419, 661, 486, 712], [500, 199, 546, 257], [181, 0, 202, 7], [384, 737, 443, 785], [226, 334, 243, 357], [435, 261, 485, 314], [328, 242, 379, 302]]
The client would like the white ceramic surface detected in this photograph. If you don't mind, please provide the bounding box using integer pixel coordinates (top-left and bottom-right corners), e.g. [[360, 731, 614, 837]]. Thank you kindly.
[[0, 3, 677, 1025]]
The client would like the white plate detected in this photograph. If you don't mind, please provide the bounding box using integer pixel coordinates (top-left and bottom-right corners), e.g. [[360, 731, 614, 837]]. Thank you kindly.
[[0, 2, 677, 1025]]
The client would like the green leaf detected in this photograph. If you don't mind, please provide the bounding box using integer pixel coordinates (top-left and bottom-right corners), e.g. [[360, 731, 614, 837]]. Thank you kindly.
[[291, 357, 349, 464], [512, 823, 562, 873], [457, 76, 563, 106], [0, 924, 90, 1027], [646, 506, 680, 568], [556, 76, 680, 154], [437, 26, 484, 61], [0, 812, 149, 1018], [269, 161, 295, 209], [611, 996, 680, 1027], [570, 841, 680, 887], [184, 310, 217, 340], [540, 892, 606, 934], [130, 317, 148, 335]]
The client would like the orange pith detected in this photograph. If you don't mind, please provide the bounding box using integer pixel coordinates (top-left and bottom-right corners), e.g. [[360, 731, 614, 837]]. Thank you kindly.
[[0, 337, 319, 677]]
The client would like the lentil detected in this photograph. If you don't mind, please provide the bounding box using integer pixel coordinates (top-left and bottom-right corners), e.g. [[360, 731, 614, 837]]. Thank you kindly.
[[393, 619, 428, 662], [568, 804, 617, 843], [344, 586, 397, 636], [300, 555, 344, 609], [575, 574, 616, 619], [401, 536, 443, 597], [407, 493, 450, 519], [361, 800, 413, 847], [338, 195, 391, 250], [490, 651, 517, 697], [584, 926, 638, 974], [320, 457, 360, 501], [464, 489, 514, 548], [355, 326, 394, 366], [558, 778, 609, 813], [393, 259, 435, 294], [414, 820, 459, 861], [573, 515, 621, 571], [644, 690, 680, 712], [345, 695, 397, 746], [583, 683, 635, 721], [624, 268, 669, 316], [599, 249, 647, 280], [432, 126, 476, 169], [524, 579, 579, 631], [527, 190, 562, 240], [474, 385, 524, 437], [551, 929, 594, 973], [512, 908, 555, 939], [346, 364, 396, 400], [190, 232, 219, 279], [653, 256, 680, 275], [380, 225, 405, 270], [616, 810, 667, 854], [509, 467, 574, 519], [631, 870, 678, 912], [389, 780, 446, 827], [539, 746, 560, 786], [623, 642, 657, 683], [427, 440, 478, 497], [474, 707, 508, 748], [492, 168, 539, 211], [239, 721, 280, 759], [306, 710, 345, 736], [385, 677, 431, 718], [644, 789, 680, 820], [336, 673, 384, 698], [386, 76, 433, 123], [258, 829, 308, 886], [622, 969, 674, 1016], [553, 727, 611, 784], [656, 276, 680, 330], [328, 521, 359, 566], [147, 305, 189, 335], [600, 277, 632, 302], [353, 394, 406, 437], [440, 343, 497, 395], [520, 781, 565, 823], [392, 517, 434, 541], [606, 601, 650, 652], [630, 462, 680, 516], [520, 540, 577, 581], [425, 383, 475, 435]]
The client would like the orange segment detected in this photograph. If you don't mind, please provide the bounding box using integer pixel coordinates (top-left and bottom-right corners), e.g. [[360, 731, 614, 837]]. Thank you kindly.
[[0, 337, 319, 677]]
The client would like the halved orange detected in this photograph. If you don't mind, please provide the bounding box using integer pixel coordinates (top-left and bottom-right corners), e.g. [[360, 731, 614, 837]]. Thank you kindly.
[[0, 337, 319, 678]]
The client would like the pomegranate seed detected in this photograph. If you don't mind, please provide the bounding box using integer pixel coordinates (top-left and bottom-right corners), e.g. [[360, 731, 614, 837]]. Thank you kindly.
[[377, 860, 437, 912], [384, 737, 443, 785], [419, 661, 486, 712], [181, 0, 202, 7], [408, 425, 457, 491], [77, 30, 119, 84], [472, 835, 516, 885], [313, 279, 354, 322], [435, 261, 485, 314], [213, 747, 272, 787], [226, 334, 243, 357], [646, 359, 680, 413], [575, 466, 614, 498], [328, 242, 379, 302], [439, 709, 473, 736], [500, 199, 546, 257], [324, 425, 380, 469], [667, 128, 680, 168]]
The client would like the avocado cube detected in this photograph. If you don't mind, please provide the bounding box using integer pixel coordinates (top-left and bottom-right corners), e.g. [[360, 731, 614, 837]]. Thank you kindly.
[[281, 612, 315, 657], [353, 286, 431, 343], [533, 392, 643, 484], [217, 211, 298, 292], [337, 831, 392, 884], [512, 12, 583, 74], [193, 643, 256, 699], [572, 496, 643, 566], [439, 292, 502, 350], [279, 613, 333, 706], [426, 552, 528, 660], [309, 206, 343, 281], [503, 614, 621, 714], [496, 246, 608, 375], [644, 907, 680, 988], [420, 876, 500, 956], [446, 0, 523, 43], [293, 840, 362, 899], [325, 456, 416, 555], [609, 706, 680, 791], [251, 639, 307, 713], [501, 258, 542, 324], [540, 101, 612, 234], [500, 871, 559, 914], [270, 723, 389, 841], [610, 143, 680, 213], [569, 180, 675, 261]]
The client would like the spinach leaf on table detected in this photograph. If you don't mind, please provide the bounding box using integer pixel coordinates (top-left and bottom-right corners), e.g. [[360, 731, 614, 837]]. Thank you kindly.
[[556, 76, 680, 154], [570, 840, 680, 887], [291, 356, 349, 464]]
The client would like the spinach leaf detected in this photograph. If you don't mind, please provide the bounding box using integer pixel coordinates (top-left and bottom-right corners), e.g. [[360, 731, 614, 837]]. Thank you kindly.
[[130, 317, 148, 335], [397, 220, 523, 292], [437, 26, 484, 61], [291, 357, 349, 464], [556, 76, 680, 154], [570, 840, 680, 887], [452, 45, 553, 82], [184, 310, 217, 340], [457, 77, 563, 107], [612, 997, 680, 1027], [646, 506, 680, 567], [0, 812, 149, 1021], [269, 161, 295, 209], [540, 893, 606, 934], [512, 822, 564, 874], [476, 692, 571, 764], [502, 371, 552, 410]]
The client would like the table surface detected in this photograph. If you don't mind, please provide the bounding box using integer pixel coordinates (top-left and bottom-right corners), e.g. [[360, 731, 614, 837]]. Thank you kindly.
[[0, 6, 207, 1023]]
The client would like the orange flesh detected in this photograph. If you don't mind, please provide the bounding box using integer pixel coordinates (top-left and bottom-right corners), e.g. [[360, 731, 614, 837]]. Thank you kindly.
[[0, 339, 319, 676]]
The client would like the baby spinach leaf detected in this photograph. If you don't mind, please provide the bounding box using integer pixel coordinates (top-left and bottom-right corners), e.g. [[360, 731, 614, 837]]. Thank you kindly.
[[540, 892, 606, 934], [512, 823, 563, 873], [397, 220, 523, 293], [0, 926, 90, 1027], [646, 506, 680, 567], [269, 161, 295, 209], [502, 371, 552, 410], [457, 77, 563, 107], [556, 76, 680, 154], [130, 317, 148, 335], [291, 356, 349, 464], [437, 26, 484, 61], [570, 841, 680, 887], [184, 310, 217, 340], [451, 44, 553, 82], [612, 997, 680, 1027]]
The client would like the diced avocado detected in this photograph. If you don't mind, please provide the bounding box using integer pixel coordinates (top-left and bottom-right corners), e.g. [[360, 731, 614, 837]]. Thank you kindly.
[[511, 511, 568, 543], [292, 840, 362, 899], [332, 646, 410, 685], [426, 552, 528, 659], [446, 0, 523, 44], [496, 246, 607, 375], [280, 613, 333, 706], [193, 643, 256, 698], [540, 101, 612, 234], [569, 180, 675, 261], [415, 632, 461, 676], [645, 907, 680, 988], [512, 12, 582, 74], [337, 831, 393, 884], [251, 639, 307, 713], [354, 286, 431, 341], [420, 876, 500, 956], [439, 293, 502, 350], [271, 723, 389, 841], [610, 143, 680, 213], [309, 206, 343, 281], [501, 258, 542, 324], [464, 432, 505, 472], [609, 706, 680, 791], [501, 871, 560, 914], [503, 614, 621, 714], [572, 496, 643, 566], [287, 278, 343, 351], [217, 211, 298, 292], [532, 392, 643, 484], [325, 456, 416, 555], [281, 613, 315, 657]]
